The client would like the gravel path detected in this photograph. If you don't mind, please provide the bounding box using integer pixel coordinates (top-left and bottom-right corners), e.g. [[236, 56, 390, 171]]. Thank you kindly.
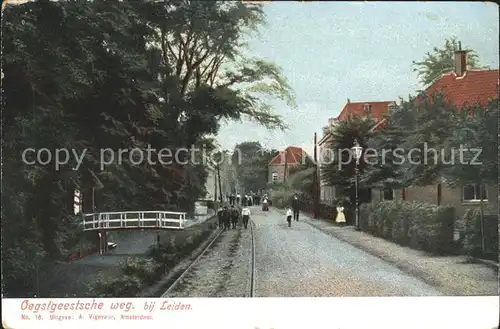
[[253, 207, 442, 297], [163, 224, 253, 297], [297, 212, 498, 296]]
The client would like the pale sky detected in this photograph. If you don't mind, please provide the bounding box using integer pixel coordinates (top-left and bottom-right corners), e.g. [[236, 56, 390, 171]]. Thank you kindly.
[[216, 1, 499, 156]]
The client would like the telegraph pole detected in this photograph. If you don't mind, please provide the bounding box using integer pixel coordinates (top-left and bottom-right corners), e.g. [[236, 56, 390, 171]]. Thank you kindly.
[[217, 163, 223, 204], [313, 132, 320, 219], [214, 167, 218, 210], [283, 149, 288, 183]]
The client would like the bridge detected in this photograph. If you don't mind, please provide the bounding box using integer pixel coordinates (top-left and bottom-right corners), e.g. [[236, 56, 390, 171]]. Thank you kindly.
[[82, 211, 187, 231]]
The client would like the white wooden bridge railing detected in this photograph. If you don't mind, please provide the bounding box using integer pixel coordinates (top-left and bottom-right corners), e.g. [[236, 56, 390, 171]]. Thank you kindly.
[[82, 211, 187, 231]]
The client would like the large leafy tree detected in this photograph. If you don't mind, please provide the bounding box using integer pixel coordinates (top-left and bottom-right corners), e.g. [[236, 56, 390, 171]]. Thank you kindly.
[[397, 93, 459, 189], [360, 102, 412, 190], [232, 141, 278, 192], [2, 0, 294, 296], [412, 37, 487, 87], [320, 115, 376, 195], [361, 93, 460, 207], [137, 0, 295, 133], [445, 99, 498, 187]]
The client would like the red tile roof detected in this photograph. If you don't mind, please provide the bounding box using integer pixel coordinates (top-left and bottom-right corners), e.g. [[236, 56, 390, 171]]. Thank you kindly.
[[424, 70, 499, 108], [337, 101, 395, 122], [268, 146, 306, 166]]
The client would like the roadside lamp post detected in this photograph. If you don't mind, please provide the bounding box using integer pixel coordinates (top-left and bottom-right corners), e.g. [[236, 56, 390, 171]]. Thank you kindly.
[[351, 139, 363, 230]]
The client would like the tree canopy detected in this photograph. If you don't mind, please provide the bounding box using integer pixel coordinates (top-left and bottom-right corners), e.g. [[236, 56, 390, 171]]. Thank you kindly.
[[444, 99, 498, 187], [361, 94, 497, 197], [320, 115, 376, 191], [2, 0, 295, 296], [231, 141, 278, 192], [412, 37, 487, 87]]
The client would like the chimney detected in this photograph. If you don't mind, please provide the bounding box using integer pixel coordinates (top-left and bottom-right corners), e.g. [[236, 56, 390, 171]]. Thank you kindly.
[[454, 41, 467, 77], [347, 98, 351, 103], [322, 125, 329, 135], [327, 117, 338, 126]]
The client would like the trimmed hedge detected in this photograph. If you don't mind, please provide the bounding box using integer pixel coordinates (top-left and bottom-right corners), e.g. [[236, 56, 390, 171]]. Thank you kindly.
[[462, 208, 498, 261], [295, 200, 357, 224], [86, 217, 217, 297], [359, 201, 455, 255]]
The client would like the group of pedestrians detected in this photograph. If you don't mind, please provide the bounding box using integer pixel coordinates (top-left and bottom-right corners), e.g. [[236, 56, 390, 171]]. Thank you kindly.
[[226, 193, 262, 207], [217, 204, 251, 230]]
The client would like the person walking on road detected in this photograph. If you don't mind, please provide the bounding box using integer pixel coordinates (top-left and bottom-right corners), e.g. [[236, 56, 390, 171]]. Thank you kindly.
[[217, 206, 225, 229], [335, 202, 346, 227], [292, 193, 300, 221], [222, 206, 231, 230], [236, 194, 241, 205], [241, 206, 251, 229], [286, 208, 293, 227], [230, 205, 239, 229]]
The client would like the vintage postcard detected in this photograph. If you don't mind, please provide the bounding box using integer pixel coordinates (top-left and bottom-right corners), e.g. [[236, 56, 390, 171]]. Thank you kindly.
[[2, 1, 498, 328]]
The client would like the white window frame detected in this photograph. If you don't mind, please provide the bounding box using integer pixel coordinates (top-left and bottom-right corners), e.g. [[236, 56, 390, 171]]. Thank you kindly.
[[382, 188, 395, 201], [271, 172, 279, 183], [388, 103, 398, 114], [363, 104, 372, 113], [462, 184, 488, 202]]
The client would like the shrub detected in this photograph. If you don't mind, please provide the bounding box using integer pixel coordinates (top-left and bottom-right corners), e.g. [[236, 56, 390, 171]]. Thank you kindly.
[[361, 201, 456, 254], [269, 188, 296, 208], [87, 273, 142, 297], [120, 257, 159, 285], [463, 208, 499, 260], [408, 202, 443, 252]]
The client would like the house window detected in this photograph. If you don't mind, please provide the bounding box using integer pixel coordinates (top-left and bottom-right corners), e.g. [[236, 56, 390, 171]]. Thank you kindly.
[[363, 104, 372, 114], [388, 103, 398, 114], [463, 184, 487, 201], [382, 188, 394, 201], [272, 172, 279, 183]]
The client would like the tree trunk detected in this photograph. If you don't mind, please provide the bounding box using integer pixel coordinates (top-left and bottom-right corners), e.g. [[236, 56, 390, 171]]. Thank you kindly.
[[214, 170, 218, 210], [217, 164, 223, 203], [437, 183, 442, 206]]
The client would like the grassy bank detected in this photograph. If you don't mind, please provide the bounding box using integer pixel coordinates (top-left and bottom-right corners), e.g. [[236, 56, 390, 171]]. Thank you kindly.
[[85, 216, 219, 297]]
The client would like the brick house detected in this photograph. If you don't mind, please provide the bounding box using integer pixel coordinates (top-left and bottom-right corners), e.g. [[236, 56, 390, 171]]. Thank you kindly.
[[318, 100, 397, 203], [268, 146, 308, 184], [384, 49, 499, 221]]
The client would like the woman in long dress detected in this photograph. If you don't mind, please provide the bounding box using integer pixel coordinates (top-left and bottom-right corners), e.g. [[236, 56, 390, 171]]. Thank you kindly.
[[335, 203, 346, 226]]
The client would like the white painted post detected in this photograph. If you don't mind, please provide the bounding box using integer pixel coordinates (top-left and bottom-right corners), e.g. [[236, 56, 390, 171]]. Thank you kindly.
[[98, 232, 102, 255]]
